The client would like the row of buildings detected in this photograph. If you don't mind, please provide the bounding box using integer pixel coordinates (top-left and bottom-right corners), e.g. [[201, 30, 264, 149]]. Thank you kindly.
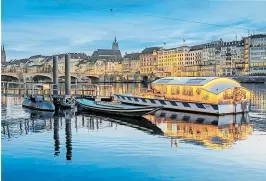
[[2, 34, 266, 76]]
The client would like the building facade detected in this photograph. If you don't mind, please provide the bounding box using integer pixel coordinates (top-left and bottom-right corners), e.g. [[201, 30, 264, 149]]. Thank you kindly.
[[248, 34, 266, 75], [140, 47, 160, 74], [201, 40, 223, 76], [122, 53, 140, 74], [183, 45, 204, 77], [220, 41, 244, 76]]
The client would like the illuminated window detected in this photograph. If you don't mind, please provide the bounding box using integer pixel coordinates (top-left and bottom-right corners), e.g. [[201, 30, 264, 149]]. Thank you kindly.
[[182, 86, 194, 96]]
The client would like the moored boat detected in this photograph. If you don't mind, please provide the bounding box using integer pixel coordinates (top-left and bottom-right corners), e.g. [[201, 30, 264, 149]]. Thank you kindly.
[[22, 84, 55, 111], [53, 95, 75, 109], [22, 95, 55, 111], [75, 98, 162, 117], [114, 77, 251, 115]]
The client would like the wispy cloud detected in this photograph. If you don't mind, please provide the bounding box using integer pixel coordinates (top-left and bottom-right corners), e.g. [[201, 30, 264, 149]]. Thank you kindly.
[[2, 0, 266, 60]]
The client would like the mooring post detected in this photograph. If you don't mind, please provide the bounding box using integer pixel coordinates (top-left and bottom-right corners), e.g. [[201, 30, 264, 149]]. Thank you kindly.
[[53, 56, 59, 96], [65, 54, 71, 95]]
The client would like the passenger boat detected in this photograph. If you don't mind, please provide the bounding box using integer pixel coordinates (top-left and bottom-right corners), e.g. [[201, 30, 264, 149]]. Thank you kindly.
[[22, 95, 55, 111], [75, 99, 162, 117], [114, 77, 251, 115]]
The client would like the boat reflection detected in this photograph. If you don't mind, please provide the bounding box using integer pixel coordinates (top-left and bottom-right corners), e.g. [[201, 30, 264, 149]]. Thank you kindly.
[[77, 112, 164, 135], [23, 108, 55, 119], [145, 111, 253, 149]]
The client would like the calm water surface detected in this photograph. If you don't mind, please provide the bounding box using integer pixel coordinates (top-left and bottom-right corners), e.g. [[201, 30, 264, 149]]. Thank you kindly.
[[2, 83, 266, 181]]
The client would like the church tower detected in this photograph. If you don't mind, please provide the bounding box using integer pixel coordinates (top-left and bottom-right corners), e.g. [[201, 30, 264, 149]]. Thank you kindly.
[[112, 36, 119, 50], [1, 45, 6, 64]]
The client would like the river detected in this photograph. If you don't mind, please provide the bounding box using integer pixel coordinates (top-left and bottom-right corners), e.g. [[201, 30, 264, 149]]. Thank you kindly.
[[1, 83, 266, 181]]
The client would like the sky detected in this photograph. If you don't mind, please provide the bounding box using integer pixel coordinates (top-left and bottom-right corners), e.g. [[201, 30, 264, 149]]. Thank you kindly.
[[2, 0, 266, 60]]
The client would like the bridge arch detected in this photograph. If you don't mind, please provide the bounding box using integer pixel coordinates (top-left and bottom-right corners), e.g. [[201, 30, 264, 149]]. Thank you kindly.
[[59, 75, 79, 83], [80, 75, 100, 83], [31, 75, 52, 82], [1, 75, 19, 82]]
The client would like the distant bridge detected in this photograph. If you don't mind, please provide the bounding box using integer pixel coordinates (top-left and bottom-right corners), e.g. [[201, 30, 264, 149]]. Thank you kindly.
[[1, 72, 101, 82], [1, 72, 158, 83]]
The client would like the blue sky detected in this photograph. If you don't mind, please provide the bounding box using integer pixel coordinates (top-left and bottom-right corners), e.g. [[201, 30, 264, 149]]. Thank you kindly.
[[2, 0, 266, 60]]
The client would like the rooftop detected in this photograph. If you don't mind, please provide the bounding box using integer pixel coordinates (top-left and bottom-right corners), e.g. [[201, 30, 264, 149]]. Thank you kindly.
[[124, 53, 140, 60], [141, 47, 161, 54], [152, 77, 242, 94]]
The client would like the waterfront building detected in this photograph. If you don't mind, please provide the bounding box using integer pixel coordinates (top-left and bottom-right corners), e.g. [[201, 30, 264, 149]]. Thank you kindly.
[[248, 34, 266, 75], [157, 46, 189, 77], [201, 40, 223, 76], [220, 40, 245, 76], [140, 47, 160, 74], [1, 45, 6, 64], [122, 52, 140, 74], [183, 44, 205, 77]]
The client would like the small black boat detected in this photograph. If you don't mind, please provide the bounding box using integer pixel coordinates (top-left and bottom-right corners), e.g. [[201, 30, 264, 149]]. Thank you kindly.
[[22, 95, 55, 111], [75, 99, 162, 117]]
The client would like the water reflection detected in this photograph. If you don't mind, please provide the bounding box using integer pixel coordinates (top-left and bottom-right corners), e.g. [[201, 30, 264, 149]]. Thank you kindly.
[[53, 114, 60, 156], [2, 106, 257, 152], [65, 109, 73, 161], [146, 111, 253, 149]]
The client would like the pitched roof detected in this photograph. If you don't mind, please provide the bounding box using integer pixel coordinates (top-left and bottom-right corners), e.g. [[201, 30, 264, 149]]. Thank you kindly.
[[124, 53, 140, 60], [141, 47, 161, 54], [190, 44, 206, 51], [90, 49, 122, 61], [29, 55, 45, 59], [250, 34, 266, 39], [221, 41, 243, 47]]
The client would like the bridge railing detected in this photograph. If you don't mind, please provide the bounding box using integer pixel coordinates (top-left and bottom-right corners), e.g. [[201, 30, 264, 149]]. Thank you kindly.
[[1, 81, 113, 98]]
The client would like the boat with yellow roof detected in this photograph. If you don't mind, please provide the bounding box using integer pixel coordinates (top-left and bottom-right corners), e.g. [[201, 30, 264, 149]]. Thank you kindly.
[[114, 77, 251, 115]]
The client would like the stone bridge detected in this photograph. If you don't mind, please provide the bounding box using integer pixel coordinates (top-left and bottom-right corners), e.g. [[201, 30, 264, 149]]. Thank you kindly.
[[1, 72, 101, 83], [1, 72, 158, 83]]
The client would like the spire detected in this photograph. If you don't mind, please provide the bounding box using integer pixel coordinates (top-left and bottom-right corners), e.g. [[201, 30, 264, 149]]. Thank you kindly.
[[112, 36, 119, 50]]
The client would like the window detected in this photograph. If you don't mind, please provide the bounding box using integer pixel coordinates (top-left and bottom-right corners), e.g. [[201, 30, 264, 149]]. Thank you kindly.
[[182, 86, 194, 96]]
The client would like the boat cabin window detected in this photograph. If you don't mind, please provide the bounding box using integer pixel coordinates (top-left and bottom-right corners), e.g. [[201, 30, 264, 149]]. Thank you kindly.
[[223, 89, 232, 100], [171, 86, 180, 95], [186, 78, 206, 84], [182, 86, 193, 96], [155, 78, 173, 84]]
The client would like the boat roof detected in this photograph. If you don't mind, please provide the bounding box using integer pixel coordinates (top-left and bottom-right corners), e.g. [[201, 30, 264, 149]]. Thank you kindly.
[[153, 77, 220, 85], [152, 77, 243, 94]]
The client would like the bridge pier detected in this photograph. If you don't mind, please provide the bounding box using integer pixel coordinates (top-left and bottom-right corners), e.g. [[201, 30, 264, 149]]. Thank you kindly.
[[65, 54, 71, 95], [53, 56, 59, 95]]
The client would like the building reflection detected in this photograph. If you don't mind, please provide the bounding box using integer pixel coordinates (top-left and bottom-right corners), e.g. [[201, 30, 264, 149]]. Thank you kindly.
[[250, 88, 266, 116], [146, 111, 253, 149]]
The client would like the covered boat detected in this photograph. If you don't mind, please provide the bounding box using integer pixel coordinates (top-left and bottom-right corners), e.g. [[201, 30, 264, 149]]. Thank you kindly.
[[22, 95, 55, 111], [75, 99, 162, 117], [114, 77, 251, 115], [22, 84, 55, 111]]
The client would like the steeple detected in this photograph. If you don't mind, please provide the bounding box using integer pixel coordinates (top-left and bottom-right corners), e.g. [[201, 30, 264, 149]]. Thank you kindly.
[[1, 44, 6, 64], [112, 36, 119, 50]]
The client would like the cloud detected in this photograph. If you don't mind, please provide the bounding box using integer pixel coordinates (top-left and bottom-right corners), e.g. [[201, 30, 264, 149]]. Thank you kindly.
[[2, 0, 266, 60]]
